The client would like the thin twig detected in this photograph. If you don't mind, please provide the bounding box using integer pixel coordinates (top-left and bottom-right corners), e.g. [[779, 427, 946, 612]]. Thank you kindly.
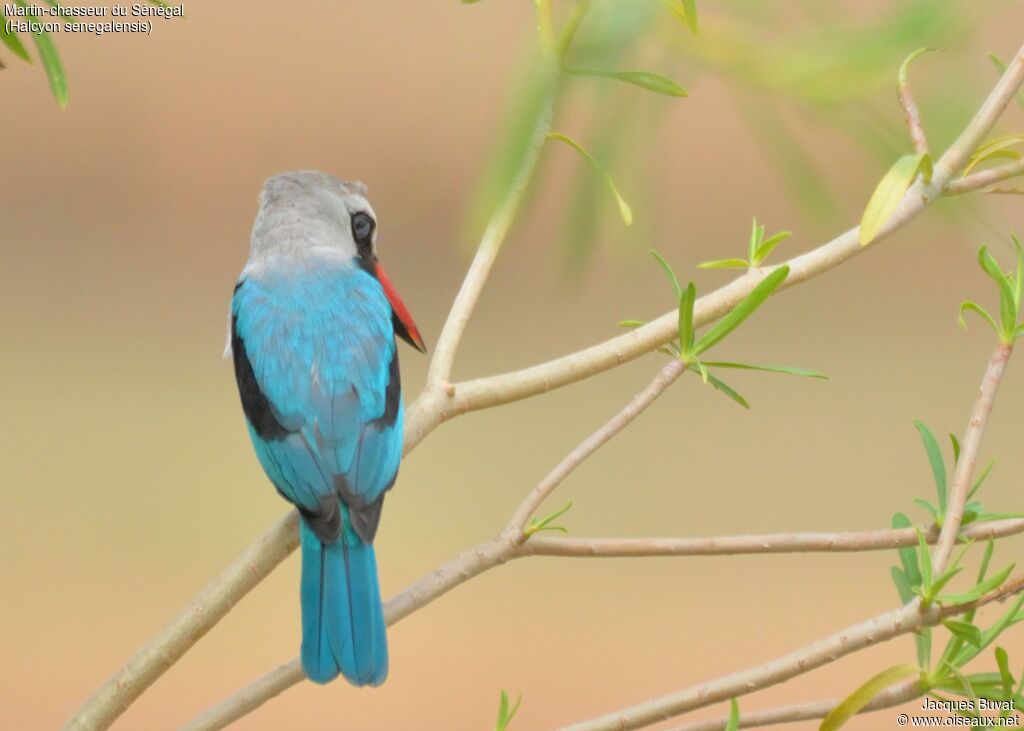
[[666, 679, 922, 731], [446, 43, 1024, 416], [560, 575, 1024, 731], [506, 358, 687, 532], [561, 339, 1016, 731], [930, 342, 1013, 575], [522, 518, 1024, 557], [62, 513, 300, 731], [425, 63, 557, 389], [946, 159, 1024, 195], [900, 57, 930, 155]]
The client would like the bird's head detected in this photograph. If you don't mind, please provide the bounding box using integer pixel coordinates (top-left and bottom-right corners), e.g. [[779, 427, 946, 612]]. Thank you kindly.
[[251, 171, 426, 353]]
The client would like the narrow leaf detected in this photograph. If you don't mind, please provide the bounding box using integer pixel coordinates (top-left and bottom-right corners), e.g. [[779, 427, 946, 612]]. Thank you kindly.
[[548, 132, 632, 225], [566, 68, 688, 98], [697, 258, 749, 270], [0, 13, 30, 62], [821, 664, 919, 731], [914, 420, 947, 512], [14, 0, 66, 108], [705, 372, 750, 409], [899, 48, 937, 87], [650, 250, 682, 299], [978, 246, 1017, 339], [990, 54, 1024, 111], [725, 698, 739, 731], [944, 620, 983, 648], [860, 153, 929, 245], [950, 433, 961, 465], [996, 647, 1014, 697], [663, 0, 697, 34], [964, 135, 1024, 176], [680, 281, 696, 353], [702, 361, 828, 379], [959, 301, 1000, 337], [693, 266, 789, 355], [753, 231, 792, 266], [940, 563, 1014, 604]]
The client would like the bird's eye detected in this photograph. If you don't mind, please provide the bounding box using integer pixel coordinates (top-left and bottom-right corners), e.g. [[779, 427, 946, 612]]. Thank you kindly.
[[351, 212, 375, 249]]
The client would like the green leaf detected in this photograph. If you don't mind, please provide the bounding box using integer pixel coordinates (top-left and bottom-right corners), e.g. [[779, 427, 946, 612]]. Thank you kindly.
[[650, 250, 682, 299], [821, 664, 919, 731], [565, 68, 688, 98], [990, 54, 1024, 112], [940, 563, 1014, 605], [959, 301, 1000, 337], [693, 266, 789, 355], [0, 11, 31, 62], [548, 132, 632, 226], [953, 596, 1024, 668], [914, 420, 947, 513], [13, 0, 67, 108], [702, 361, 828, 379], [524, 502, 573, 538], [918, 529, 933, 595], [899, 47, 937, 87], [494, 689, 522, 731], [964, 135, 1024, 176], [663, 0, 697, 34], [944, 620, 983, 648], [704, 371, 750, 408], [930, 567, 964, 600], [950, 433, 961, 465], [680, 281, 696, 354], [996, 647, 1015, 698], [893, 513, 922, 601], [693, 358, 709, 384], [968, 460, 995, 500], [619, 319, 647, 329], [725, 698, 739, 731], [913, 498, 939, 521], [748, 218, 762, 262], [860, 153, 930, 245], [978, 246, 1017, 340], [753, 231, 792, 266], [697, 258, 750, 270]]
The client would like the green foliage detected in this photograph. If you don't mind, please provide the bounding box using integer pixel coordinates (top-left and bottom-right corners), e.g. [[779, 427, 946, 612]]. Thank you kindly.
[[1, 0, 168, 107], [822, 664, 919, 730], [524, 502, 573, 538], [699, 218, 792, 270], [989, 53, 1024, 112], [548, 132, 633, 226], [493, 690, 522, 731], [959, 238, 1024, 344], [899, 47, 937, 87], [859, 152, 933, 245], [564, 68, 687, 97], [625, 253, 824, 408], [964, 136, 1024, 176], [724, 698, 739, 731]]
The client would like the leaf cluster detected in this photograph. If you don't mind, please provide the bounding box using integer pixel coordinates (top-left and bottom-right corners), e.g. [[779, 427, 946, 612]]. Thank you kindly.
[[699, 218, 792, 270], [959, 238, 1024, 345]]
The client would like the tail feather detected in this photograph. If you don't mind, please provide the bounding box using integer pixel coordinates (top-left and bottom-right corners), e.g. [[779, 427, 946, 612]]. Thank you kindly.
[[300, 519, 388, 686]]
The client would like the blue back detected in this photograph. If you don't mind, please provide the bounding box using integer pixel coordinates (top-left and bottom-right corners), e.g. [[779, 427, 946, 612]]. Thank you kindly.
[[232, 259, 403, 534]]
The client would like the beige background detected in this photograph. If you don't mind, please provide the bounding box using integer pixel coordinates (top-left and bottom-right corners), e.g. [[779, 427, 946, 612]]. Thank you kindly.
[[4, 1, 1024, 729]]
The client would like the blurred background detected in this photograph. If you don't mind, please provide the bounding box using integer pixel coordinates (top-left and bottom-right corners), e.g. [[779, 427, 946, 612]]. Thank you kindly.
[[3, 1, 1024, 728]]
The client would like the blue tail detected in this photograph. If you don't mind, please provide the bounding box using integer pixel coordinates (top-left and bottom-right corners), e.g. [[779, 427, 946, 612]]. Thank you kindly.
[[299, 519, 388, 686]]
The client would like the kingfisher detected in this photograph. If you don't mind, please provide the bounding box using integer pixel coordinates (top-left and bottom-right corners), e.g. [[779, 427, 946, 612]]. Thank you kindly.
[[229, 171, 425, 686]]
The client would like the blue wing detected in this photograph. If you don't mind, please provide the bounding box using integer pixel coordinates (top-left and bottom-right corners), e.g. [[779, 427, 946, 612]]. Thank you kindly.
[[231, 263, 403, 543]]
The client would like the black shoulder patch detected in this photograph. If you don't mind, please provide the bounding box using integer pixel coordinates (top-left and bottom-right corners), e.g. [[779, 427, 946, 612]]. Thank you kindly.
[[231, 313, 290, 441], [370, 347, 401, 429]]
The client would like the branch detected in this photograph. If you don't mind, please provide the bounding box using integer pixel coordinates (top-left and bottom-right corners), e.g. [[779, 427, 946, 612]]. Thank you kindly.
[[447, 42, 1024, 416], [899, 51, 931, 155], [946, 159, 1024, 195], [560, 576, 1024, 731], [522, 518, 1024, 557], [666, 679, 922, 731], [505, 358, 687, 531], [561, 339, 1017, 731], [60, 512, 300, 731], [930, 342, 1013, 575], [424, 64, 557, 389]]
